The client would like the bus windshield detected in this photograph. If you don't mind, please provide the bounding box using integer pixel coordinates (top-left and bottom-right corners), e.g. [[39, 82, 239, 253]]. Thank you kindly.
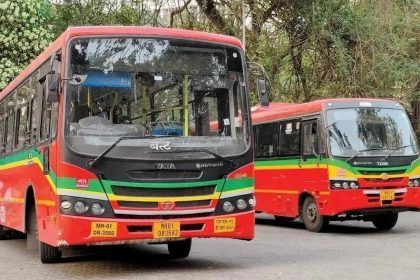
[[65, 37, 249, 160], [326, 107, 418, 158]]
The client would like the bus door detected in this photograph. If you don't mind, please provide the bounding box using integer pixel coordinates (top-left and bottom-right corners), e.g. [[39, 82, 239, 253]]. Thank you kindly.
[[300, 117, 328, 193]]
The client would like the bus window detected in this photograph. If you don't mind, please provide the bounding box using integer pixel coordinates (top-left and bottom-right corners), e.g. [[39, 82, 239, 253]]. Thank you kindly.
[[302, 121, 318, 156], [41, 82, 52, 141], [279, 119, 300, 157], [16, 105, 29, 149], [255, 123, 280, 158]]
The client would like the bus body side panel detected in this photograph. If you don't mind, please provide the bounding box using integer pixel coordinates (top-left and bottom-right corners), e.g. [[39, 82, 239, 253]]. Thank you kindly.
[[35, 142, 60, 246], [0, 153, 31, 232], [254, 158, 329, 218], [0, 146, 58, 238]]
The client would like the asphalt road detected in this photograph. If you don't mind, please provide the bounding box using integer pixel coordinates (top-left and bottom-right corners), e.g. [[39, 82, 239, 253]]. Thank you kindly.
[[1, 212, 419, 280]]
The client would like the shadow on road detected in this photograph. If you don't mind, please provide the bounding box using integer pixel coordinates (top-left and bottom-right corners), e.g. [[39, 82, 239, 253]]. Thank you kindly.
[[55, 243, 233, 276], [256, 216, 383, 235]]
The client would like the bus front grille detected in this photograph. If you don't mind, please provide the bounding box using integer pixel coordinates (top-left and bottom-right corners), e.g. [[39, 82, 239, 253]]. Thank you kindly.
[[127, 170, 203, 180], [111, 185, 216, 197]]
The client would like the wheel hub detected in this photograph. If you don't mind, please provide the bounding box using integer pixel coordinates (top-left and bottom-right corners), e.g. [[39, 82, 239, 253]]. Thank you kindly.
[[306, 203, 318, 223]]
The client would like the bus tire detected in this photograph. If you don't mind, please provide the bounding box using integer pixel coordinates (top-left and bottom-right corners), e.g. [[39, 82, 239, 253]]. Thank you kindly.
[[301, 196, 329, 232], [40, 241, 62, 264], [372, 212, 398, 230], [274, 216, 295, 223], [0, 226, 11, 240], [168, 238, 192, 258], [27, 204, 61, 263]]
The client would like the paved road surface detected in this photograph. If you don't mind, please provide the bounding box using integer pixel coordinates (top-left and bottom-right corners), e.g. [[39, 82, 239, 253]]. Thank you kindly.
[[1, 212, 419, 280]]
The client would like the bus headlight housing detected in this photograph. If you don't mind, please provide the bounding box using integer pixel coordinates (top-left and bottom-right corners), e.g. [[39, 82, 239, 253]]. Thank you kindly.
[[408, 179, 420, 187], [59, 196, 114, 218], [330, 180, 359, 190], [216, 194, 254, 215]]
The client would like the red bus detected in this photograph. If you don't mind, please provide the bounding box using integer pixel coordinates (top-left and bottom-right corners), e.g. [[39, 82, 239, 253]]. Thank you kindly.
[[0, 26, 255, 263], [252, 99, 420, 232]]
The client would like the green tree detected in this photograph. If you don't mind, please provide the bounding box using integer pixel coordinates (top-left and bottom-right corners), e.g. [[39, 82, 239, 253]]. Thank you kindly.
[[0, 0, 53, 90]]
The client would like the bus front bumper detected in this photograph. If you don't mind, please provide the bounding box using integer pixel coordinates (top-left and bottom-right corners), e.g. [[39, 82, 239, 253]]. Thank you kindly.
[[55, 211, 255, 247], [317, 187, 420, 216]]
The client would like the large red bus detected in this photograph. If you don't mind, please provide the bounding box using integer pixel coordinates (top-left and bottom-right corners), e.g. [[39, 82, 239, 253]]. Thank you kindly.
[[0, 26, 255, 263], [252, 99, 420, 232]]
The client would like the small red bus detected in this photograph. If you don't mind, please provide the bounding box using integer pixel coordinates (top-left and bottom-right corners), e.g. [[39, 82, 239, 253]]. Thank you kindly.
[[253, 99, 420, 232], [0, 26, 255, 263]]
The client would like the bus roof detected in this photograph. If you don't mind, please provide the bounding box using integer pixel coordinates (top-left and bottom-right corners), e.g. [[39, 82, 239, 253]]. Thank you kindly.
[[0, 26, 243, 100], [252, 98, 402, 124]]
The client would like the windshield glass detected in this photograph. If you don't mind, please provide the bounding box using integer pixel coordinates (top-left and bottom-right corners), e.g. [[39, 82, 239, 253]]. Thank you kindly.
[[326, 107, 418, 158], [65, 37, 249, 160]]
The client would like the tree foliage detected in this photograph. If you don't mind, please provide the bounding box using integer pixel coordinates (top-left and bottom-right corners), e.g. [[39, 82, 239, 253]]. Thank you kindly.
[[1, 0, 419, 107], [0, 0, 53, 89]]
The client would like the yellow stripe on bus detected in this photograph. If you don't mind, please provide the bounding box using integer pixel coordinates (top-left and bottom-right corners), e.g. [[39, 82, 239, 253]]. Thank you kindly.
[[0, 197, 25, 203], [37, 199, 56, 207]]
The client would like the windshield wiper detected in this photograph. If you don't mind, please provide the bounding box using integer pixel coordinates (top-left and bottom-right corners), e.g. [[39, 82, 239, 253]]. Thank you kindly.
[[87, 135, 173, 168], [149, 148, 238, 169], [345, 148, 388, 163], [379, 145, 415, 162]]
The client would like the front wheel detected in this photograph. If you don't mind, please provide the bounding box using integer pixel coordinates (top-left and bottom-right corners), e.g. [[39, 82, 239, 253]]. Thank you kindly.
[[27, 204, 62, 263], [168, 238, 192, 258], [301, 197, 329, 232], [372, 212, 398, 230]]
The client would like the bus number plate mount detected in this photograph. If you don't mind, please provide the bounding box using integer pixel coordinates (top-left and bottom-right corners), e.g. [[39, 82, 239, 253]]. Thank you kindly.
[[214, 217, 236, 233], [91, 222, 117, 237], [380, 190, 395, 204], [153, 221, 180, 238]]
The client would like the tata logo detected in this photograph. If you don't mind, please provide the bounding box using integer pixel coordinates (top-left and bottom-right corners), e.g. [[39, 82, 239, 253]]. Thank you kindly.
[[155, 163, 176, 170], [380, 173, 390, 180], [150, 142, 171, 151], [159, 201, 175, 210]]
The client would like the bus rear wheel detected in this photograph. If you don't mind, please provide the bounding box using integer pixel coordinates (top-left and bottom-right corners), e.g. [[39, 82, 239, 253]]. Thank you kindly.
[[168, 238, 192, 258], [371, 212, 398, 230], [27, 204, 62, 263], [301, 197, 329, 232]]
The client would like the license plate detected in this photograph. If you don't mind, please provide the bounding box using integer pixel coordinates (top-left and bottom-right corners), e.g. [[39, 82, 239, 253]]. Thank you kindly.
[[214, 217, 236, 233], [91, 222, 117, 237], [380, 190, 395, 202], [153, 221, 180, 238]]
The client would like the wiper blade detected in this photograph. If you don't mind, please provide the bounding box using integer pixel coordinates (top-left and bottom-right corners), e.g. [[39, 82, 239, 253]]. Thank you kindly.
[[87, 135, 173, 168], [346, 148, 388, 163], [380, 144, 414, 162], [149, 148, 238, 169]]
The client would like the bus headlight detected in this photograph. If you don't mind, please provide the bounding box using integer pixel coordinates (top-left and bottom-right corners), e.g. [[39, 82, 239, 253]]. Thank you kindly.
[[91, 203, 106, 215], [414, 180, 419, 187], [350, 182, 359, 189], [342, 182, 349, 189], [332, 182, 341, 189], [236, 199, 247, 210], [74, 201, 89, 214], [60, 200, 72, 210], [248, 198, 255, 207], [223, 201, 235, 213]]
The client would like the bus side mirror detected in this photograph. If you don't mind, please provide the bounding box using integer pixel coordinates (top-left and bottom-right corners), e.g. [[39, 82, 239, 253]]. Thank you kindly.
[[257, 78, 269, 106], [46, 73, 59, 103]]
